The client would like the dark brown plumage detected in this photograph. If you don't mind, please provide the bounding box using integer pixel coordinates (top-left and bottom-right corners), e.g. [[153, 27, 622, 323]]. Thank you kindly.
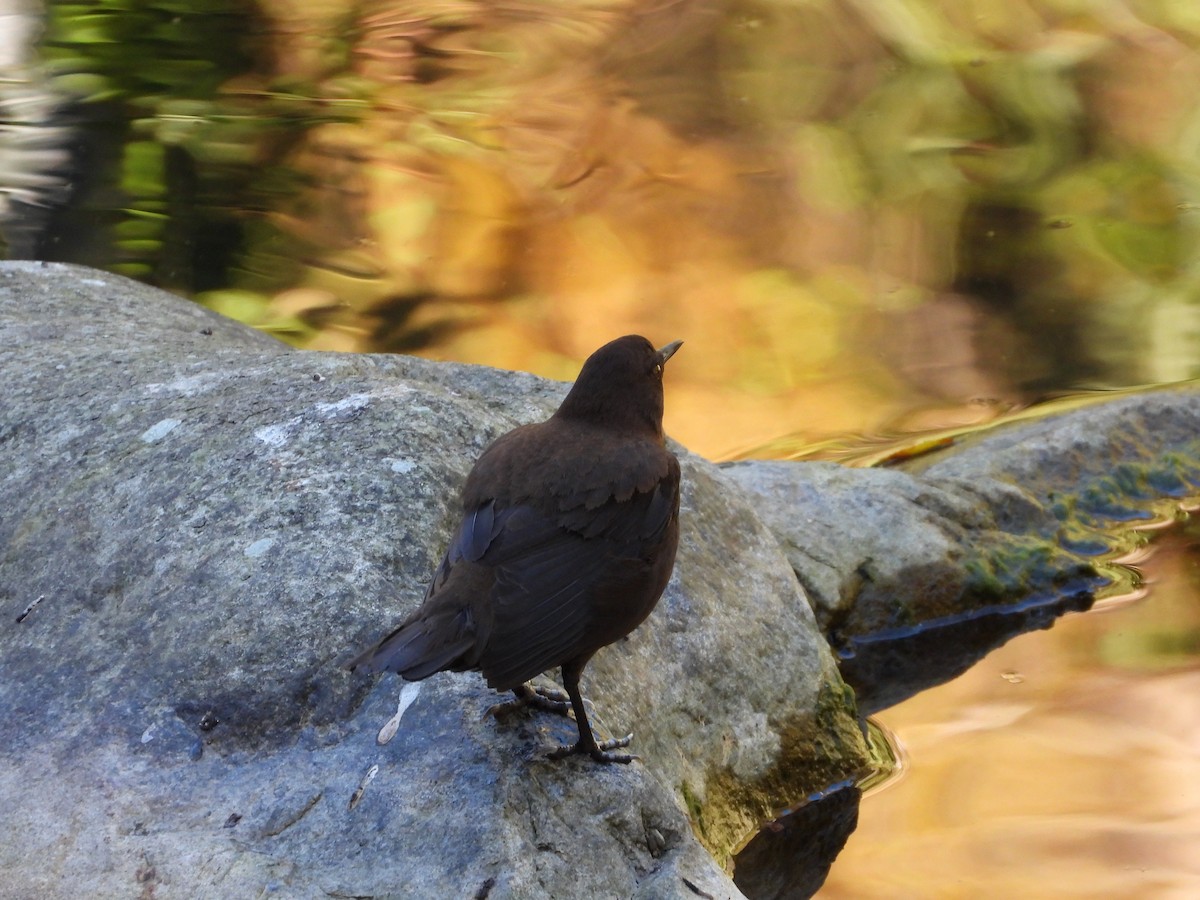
[[349, 334, 683, 763]]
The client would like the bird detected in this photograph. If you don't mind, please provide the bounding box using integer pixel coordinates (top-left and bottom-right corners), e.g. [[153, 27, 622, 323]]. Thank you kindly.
[[349, 335, 682, 763]]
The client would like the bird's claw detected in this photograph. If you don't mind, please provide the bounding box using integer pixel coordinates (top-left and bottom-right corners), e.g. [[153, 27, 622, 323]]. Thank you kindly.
[[548, 732, 637, 764], [525, 684, 574, 714], [598, 733, 635, 754], [487, 683, 574, 720]]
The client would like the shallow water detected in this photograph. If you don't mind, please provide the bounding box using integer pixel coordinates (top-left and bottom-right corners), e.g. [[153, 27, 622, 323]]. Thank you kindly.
[[818, 519, 1200, 899]]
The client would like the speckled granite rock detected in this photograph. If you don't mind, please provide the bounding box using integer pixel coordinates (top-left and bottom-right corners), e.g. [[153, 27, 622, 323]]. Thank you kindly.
[[0, 262, 868, 899]]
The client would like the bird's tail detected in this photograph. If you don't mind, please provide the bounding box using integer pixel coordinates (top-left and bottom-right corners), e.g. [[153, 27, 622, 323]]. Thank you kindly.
[[348, 610, 475, 681]]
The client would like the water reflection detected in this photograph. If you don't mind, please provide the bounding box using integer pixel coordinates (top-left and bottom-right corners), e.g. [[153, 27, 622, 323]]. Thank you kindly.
[[733, 782, 863, 900], [728, 518, 1199, 900], [733, 721, 904, 899], [834, 585, 1097, 717], [815, 519, 1200, 899], [3, 2, 1199, 457]]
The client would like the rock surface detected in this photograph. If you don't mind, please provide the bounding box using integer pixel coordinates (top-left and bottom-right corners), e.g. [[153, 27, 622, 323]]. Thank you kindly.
[[0, 263, 867, 899], [5, 262, 1198, 898], [723, 389, 1200, 713]]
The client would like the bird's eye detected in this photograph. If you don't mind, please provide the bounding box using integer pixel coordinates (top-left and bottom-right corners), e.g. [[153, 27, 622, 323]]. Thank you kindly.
[[653, 363, 662, 376]]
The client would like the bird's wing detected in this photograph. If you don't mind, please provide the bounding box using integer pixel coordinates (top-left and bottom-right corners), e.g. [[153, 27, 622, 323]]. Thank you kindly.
[[466, 478, 677, 691], [347, 504, 501, 677]]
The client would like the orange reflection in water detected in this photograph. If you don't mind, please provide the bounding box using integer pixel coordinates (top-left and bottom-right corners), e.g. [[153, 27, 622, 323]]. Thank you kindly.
[[818, 524, 1200, 899]]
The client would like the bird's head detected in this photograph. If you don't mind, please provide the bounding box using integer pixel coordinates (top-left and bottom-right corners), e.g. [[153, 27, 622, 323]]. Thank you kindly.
[[554, 335, 683, 437]]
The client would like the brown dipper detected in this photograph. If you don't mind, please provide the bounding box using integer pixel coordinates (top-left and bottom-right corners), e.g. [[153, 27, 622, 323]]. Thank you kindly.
[[349, 335, 683, 763]]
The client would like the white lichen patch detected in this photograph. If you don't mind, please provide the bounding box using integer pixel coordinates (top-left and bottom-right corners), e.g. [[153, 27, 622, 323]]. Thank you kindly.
[[386, 458, 416, 474], [49, 424, 85, 449], [729, 711, 781, 780], [140, 418, 181, 443], [144, 373, 223, 396], [315, 393, 370, 417], [243, 537, 275, 559], [254, 417, 302, 447]]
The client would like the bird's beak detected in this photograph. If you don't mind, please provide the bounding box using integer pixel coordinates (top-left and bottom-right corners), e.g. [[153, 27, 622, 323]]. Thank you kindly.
[[657, 340, 683, 365]]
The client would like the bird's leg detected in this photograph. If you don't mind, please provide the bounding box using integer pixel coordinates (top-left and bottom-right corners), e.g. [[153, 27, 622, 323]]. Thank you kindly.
[[487, 682, 573, 719], [547, 661, 636, 764]]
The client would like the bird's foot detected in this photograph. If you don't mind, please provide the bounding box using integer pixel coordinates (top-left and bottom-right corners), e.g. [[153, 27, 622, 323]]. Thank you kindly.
[[548, 733, 637, 764], [522, 684, 574, 715], [487, 683, 574, 719]]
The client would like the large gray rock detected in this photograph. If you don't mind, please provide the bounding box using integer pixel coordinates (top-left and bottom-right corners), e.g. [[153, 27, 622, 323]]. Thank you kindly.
[[0, 263, 869, 898], [7, 262, 1197, 898]]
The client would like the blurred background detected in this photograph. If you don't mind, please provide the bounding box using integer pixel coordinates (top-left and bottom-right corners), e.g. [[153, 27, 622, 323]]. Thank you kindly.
[[5, 0, 1200, 459], [4, 1, 1199, 896]]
